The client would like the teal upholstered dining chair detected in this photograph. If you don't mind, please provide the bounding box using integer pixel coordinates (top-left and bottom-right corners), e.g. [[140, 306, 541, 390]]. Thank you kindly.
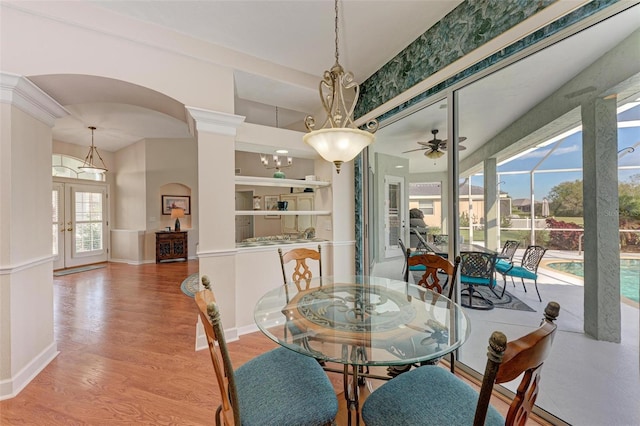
[[498, 245, 547, 302], [196, 276, 338, 426], [390, 253, 461, 377], [407, 253, 461, 373], [459, 251, 499, 310], [399, 238, 428, 281], [362, 302, 561, 426]]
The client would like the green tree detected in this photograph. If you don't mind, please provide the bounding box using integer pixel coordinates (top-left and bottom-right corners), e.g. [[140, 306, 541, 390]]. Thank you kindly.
[[547, 179, 583, 217], [619, 173, 640, 220]]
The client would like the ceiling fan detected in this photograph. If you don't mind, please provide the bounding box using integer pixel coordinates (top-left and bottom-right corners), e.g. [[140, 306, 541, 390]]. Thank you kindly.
[[402, 129, 467, 159]]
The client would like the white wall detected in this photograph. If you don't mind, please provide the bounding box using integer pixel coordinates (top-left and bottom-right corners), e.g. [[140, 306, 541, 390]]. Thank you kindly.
[[0, 83, 65, 399], [114, 141, 146, 230]]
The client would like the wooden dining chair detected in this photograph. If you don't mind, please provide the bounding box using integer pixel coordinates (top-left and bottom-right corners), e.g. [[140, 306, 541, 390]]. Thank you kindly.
[[195, 276, 338, 426], [407, 253, 460, 300], [398, 238, 411, 277], [362, 301, 560, 426], [278, 245, 322, 291], [397, 253, 461, 375]]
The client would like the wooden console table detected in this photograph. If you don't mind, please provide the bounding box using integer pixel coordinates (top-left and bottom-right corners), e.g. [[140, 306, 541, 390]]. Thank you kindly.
[[155, 231, 188, 263]]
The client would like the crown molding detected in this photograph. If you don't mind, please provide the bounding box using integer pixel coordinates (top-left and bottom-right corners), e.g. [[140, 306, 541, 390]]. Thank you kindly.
[[185, 106, 245, 137], [0, 72, 68, 127]]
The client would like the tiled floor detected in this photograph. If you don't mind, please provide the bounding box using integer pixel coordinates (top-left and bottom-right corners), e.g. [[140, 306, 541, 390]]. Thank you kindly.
[[371, 249, 640, 426]]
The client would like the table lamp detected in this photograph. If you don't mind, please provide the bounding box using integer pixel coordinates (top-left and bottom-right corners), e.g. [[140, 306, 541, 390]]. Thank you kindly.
[[171, 208, 185, 231]]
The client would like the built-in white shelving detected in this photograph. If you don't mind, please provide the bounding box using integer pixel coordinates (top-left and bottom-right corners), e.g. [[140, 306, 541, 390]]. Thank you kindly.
[[235, 175, 330, 189], [235, 210, 331, 216], [235, 175, 331, 217]]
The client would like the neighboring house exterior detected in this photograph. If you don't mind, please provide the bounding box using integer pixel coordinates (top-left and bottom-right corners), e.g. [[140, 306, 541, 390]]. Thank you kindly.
[[409, 182, 511, 228]]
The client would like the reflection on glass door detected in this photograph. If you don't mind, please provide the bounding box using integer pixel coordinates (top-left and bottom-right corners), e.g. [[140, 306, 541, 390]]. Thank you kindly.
[[52, 183, 64, 270], [384, 175, 404, 258], [52, 182, 108, 269]]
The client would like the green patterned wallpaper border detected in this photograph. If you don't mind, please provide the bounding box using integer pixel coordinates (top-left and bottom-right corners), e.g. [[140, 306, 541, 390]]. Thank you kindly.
[[353, 0, 621, 275]]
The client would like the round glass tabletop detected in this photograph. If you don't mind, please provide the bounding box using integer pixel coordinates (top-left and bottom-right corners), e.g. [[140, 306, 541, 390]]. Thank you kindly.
[[254, 275, 470, 367]]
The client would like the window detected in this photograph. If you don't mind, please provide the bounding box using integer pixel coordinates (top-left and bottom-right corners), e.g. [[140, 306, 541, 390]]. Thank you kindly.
[[419, 200, 434, 215], [52, 154, 105, 182]]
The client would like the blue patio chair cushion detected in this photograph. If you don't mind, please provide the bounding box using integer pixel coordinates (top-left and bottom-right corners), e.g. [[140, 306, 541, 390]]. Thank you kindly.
[[494, 259, 513, 274], [362, 365, 504, 426], [460, 275, 496, 288], [505, 265, 537, 280], [235, 347, 338, 426], [408, 252, 427, 271]]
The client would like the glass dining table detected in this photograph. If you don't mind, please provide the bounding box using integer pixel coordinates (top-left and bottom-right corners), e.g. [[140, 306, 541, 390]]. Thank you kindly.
[[254, 275, 471, 425]]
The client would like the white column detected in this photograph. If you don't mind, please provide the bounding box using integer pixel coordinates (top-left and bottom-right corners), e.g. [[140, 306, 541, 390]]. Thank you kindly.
[[314, 159, 355, 278], [186, 107, 244, 343], [484, 158, 498, 251], [0, 73, 67, 399], [581, 96, 620, 342]]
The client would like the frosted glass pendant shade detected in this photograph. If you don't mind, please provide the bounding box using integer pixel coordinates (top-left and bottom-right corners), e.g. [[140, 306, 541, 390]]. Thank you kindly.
[[304, 128, 375, 173]]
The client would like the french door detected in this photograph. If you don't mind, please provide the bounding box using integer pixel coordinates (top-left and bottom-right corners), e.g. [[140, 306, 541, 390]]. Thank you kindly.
[[384, 175, 405, 258], [52, 181, 108, 270]]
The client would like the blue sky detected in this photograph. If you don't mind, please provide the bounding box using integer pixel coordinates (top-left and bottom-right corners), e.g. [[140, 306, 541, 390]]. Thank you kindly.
[[487, 104, 640, 200]]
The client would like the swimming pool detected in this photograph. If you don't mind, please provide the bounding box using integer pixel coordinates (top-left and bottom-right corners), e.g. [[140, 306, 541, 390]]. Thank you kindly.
[[546, 259, 639, 303]]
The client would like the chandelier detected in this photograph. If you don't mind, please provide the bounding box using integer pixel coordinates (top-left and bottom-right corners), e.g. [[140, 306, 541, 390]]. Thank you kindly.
[[260, 151, 293, 179], [79, 126, 108, 174], [303, 0, 378, 174]]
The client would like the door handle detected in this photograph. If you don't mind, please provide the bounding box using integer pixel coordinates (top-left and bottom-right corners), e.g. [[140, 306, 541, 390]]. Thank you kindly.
[[60, 228, 65, 232], [67, 227, 73, 231]]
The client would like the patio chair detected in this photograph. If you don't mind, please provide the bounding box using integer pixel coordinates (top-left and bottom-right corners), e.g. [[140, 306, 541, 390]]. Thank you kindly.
[[500, 245, 547, 302], [459, 251, 499, 310], [432, 234, 448, 245], [410, 228, 430, 251], [195, 277, 338, 426], [362, 302, 561, 426], [494, 240, 520, 292]]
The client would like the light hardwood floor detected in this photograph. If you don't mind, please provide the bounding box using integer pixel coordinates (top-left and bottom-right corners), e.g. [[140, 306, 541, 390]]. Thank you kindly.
[[0, 261, 549, 425]]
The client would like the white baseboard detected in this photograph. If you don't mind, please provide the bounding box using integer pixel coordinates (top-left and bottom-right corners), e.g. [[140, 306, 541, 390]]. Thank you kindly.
[[194, 319, 239, 351], [0, 342, 59, 400]]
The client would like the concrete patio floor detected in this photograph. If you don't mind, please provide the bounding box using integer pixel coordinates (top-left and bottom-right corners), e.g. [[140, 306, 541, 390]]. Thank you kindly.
[[372, 249, 640, 425]]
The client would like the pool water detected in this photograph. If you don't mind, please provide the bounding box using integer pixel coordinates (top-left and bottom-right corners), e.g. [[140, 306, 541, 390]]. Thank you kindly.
[[546, 259, 639, 303]]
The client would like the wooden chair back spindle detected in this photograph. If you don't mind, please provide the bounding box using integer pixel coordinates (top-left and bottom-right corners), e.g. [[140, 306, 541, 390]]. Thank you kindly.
[[278, 245, 322, 292]]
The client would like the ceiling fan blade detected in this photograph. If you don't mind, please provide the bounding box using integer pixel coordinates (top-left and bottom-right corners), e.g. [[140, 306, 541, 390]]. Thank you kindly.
[[402, 147, 427, 153], [440, 141, 467, 151], [440, 136, 467, 145], [416, 140, 432, 146]]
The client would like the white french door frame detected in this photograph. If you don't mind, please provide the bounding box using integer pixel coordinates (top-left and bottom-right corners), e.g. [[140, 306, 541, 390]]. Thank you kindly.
[[384, 175, 405, 259], [53, 179, 109, 269]]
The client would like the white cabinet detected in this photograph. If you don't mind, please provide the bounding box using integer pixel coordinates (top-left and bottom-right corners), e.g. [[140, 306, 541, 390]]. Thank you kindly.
[[280, 193, 315, 234]]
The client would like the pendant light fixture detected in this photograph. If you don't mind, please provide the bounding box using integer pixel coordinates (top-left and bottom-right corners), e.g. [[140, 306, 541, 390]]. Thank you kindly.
[[303, 0, 378, 174], [79, 126, 108, 174]]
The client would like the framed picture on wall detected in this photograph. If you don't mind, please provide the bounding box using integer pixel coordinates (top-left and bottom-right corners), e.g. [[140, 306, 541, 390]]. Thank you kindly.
[[162, 195, 191, 215], [264, 195, 280, 219]]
